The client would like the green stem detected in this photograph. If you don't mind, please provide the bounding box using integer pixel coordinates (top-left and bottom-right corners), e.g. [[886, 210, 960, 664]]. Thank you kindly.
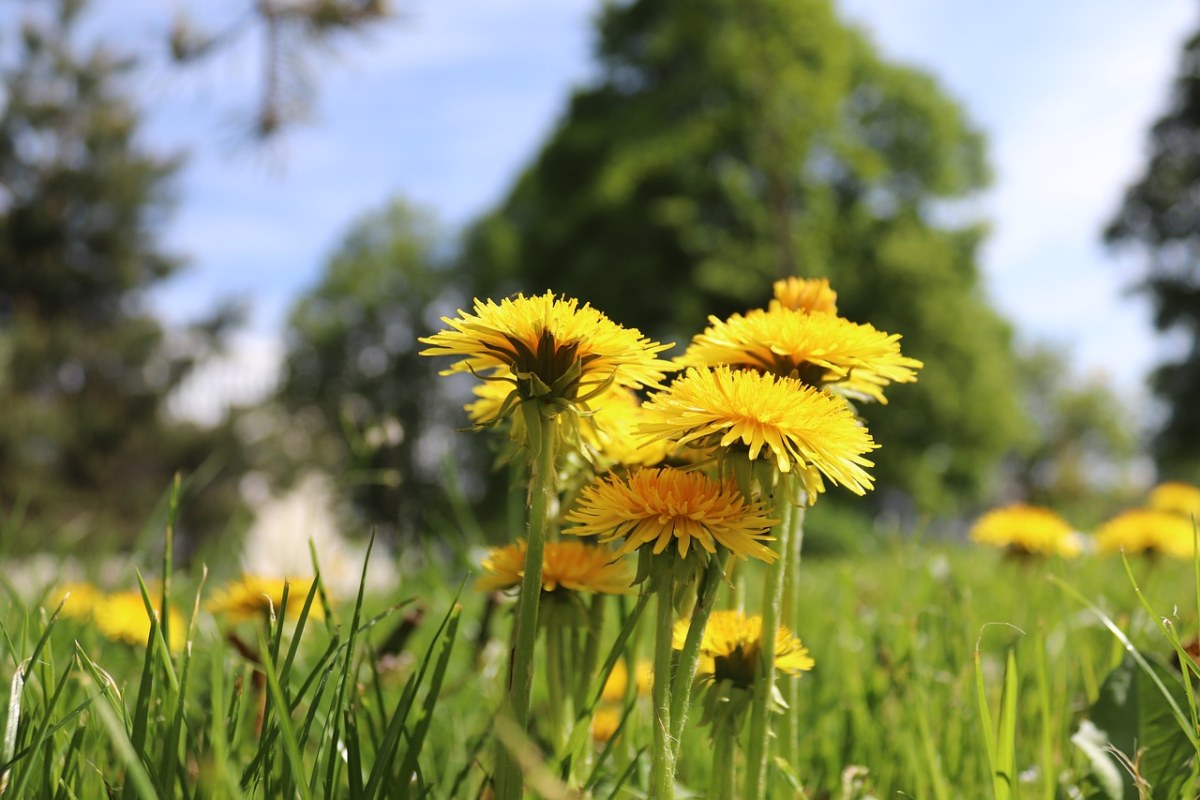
[[495, 413, 557, 800], [546, 622, 569, 754], [743, 488, 795, 800], [650, 566, 676, 800], [711, 717, 737, 800], [778, 503, 805, 769], [670, 550, 729, 750], [576, 595, 606, 709]]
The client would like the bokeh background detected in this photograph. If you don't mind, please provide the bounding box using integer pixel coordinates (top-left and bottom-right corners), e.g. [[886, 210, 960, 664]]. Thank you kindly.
[[3, 0, 1199, 564]]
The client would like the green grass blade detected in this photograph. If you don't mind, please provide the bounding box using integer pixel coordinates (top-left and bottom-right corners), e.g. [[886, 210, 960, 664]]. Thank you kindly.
[[258, 631, 314, 800], [0, 658, 26, 794], [395, 603, 462, 799], [91, 686, 161, 800], [992, 648, 1018, 800]]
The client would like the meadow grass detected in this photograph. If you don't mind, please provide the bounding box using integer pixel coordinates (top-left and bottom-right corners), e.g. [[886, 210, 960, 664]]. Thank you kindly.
[[2, 515, 1200, 798]]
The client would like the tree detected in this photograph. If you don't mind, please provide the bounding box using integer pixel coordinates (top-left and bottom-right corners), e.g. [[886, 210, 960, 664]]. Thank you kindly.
[[466, 0, 1024, 512], [278, 199, 472, 539], [1105, 23, 1200, 479], [0, 0, 244, 551], [1002, 344, 1141, 526]]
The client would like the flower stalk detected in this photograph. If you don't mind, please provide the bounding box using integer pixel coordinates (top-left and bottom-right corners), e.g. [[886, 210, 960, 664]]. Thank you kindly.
[[778, 503, 805, 768], [650, 561, 676, 800], [495, 408, 557, 800], [669, 549, 729, 749], [743, 482, 796, 800]]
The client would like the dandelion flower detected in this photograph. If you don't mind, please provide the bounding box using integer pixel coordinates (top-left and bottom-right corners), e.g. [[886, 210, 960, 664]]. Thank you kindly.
[[969, 504, 1081, 557], [94, 591, 185, 652], [207, 576, 324, 623], [591, 707, 622, 744], [566, 467, 779, 562], [678, 308, 922, 404], [1149, 482, 1200, 520], [769, 276, 838, 315], [1095, 509, 1198, 558], [48, 582, 104, 621], [639, 366, 877, 496], [420, 292, 673, 416], [673, 609, 813, 689], [476, 540, 636, 595], [601, 660, 629, 703], [467, 378, 671, 467]]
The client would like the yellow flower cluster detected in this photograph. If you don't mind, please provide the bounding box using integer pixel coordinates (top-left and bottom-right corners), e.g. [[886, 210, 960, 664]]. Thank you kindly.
[[969, 504, 1081, 557], [207, 575, 324, 623], [51, 583, 186, 652], [477, 540, 636, 595], [674, 609, 814, 689]]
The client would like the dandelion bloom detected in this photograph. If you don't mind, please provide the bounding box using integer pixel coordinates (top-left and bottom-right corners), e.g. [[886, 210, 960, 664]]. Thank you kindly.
[[48, 582, 104, 621], [769, 276, 838, 315], [1148, 482, 1200, 520], [476, 539, 635, 595], [601, 660, 630, 703], [673, 609, 813, 689], [969, 504, 1081, 557], [207, 576, 324, 623], [639, 366, 876, 496], [566, 467, 779, 562], [591, 707, 622, 744], [467, 379, 671, 467], [1095, 509, 1198, 558], [678, 308, 922, 404], [420, 292, 673, 414], [94, 591, 185, 652]]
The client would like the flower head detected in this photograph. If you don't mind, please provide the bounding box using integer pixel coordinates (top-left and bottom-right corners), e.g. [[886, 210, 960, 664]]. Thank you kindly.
[[969, 504, 1081, 557], [467, 378, 671, 468], [421, 292, 674, 417], [94, 591, 185, 652], [566, 467, 779, 562], [48, 582, 104, 621], [591, 707, 622, 744], [678, 308, 921, 404], [673, 609, 813, 689], [476, 539, 635, 595], [638, 366, 877, 497], [1149, 482, 1200, 520], [207, 576, 324, 623], [1095, 509, 1198, 558], [769, 276, 838, 315]]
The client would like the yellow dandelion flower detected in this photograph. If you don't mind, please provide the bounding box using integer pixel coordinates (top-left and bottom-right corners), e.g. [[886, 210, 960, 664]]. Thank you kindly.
[[673, 609, 813, 689], [565, 467, 779, 562], [94, 591, 185, 652], [591, 707, 622, 744], [1095, 509, 1198, 558], [769, 276, 838, 315], [678, 308, 922, 404], [635, 659, 654, 696], [467, 378, 671, 468], [638, 366, 877, 496], [48, 582, 104, 621], [476, 539, 636, 595], [1149, 481, 1200, 520], [420, 292, 674, 414], [969, 504, 1081, 557], [601, 659, 629, 703], [207, 576, 324, 623]]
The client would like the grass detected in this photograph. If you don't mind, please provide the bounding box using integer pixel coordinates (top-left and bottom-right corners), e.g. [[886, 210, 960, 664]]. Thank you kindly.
[[2, 522, 1200, 798]]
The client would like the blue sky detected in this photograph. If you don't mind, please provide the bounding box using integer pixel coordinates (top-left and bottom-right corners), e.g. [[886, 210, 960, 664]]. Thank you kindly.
[[61, 0, 1200, 413]]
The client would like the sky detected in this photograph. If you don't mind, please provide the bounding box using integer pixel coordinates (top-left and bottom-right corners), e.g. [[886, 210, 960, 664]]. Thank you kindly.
[[58, 0, 1200, 420]]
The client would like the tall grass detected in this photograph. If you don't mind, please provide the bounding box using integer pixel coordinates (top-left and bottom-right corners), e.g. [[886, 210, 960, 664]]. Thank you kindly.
[[2, 516, 1199, 797]]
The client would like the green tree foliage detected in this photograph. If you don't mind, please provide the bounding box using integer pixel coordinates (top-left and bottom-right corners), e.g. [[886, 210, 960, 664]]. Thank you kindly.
[[1003, 344, 1141, 526], [1105, 26, 1200, 479], [279, 200, 470, 539], [0, 0, 243, 551], [466, 0, 1024, 512]]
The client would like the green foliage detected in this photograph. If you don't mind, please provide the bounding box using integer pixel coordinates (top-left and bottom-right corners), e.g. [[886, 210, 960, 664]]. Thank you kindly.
[[1003, 344, 1142, 526], [466, 0, 1024, 512], [279, 199, 473, 538], [0, 0, 244, 551], [1106, 27, 1200, 480]]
